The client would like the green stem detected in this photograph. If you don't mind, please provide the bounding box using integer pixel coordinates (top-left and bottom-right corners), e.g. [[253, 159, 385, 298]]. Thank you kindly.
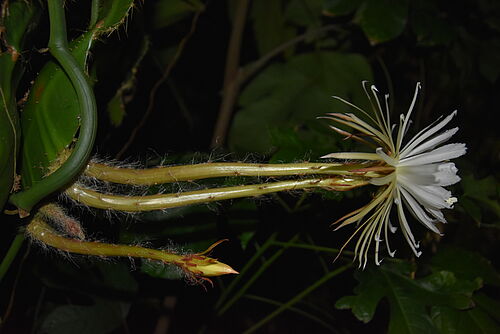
[[243, 294, 338, 333], [66, 177, 369, 212], [0, 233, 24, 284], [9, 0, 97, 215], [89, 0, 101, 29], [272, 241, 355, 257], [215, 233, 278, 310], [217, 235, 300, 316], [86, 161, 386, 185], [242, 264, 352, 334]]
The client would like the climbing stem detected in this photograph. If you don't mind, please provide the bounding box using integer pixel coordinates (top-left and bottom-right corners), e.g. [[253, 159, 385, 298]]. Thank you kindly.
[[9, 0, 97, 215], [66, 177, 369, 212], [85, 161, 390, 185]]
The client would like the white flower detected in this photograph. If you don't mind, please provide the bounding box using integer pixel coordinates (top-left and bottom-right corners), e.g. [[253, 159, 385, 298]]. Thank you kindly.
[[321, 82, 467, 268]]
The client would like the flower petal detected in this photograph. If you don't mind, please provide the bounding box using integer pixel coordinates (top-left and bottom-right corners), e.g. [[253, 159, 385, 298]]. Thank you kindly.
[[400, 111, 457, 158], [394, 190, 422, 257], [398, 176, 452, 209], [399, 186, 442, 234], [401, 127, 459, 158], [398, 143, 467, 167]]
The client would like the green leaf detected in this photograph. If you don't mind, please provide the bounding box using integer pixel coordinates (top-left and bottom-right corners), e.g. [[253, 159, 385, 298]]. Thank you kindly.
[[431, 303, 500, 334], [284, 0, 322, 27], [105, 36, 150, 127], [461, 174, 500, 220], [355, 0, 409, 44], [40, 299, 130, 334], [228, 51, 372, 153], [19, 1, 135, 187], [336, 262, 481, 334], [251, 0, 297, 56], [151, 0, 204, 30], [0, 0, 39, 209], [430, 246, 500, 287], [19, 32, 94, 186], [323, 0, 363, 16], [95, 0, 135, 32]]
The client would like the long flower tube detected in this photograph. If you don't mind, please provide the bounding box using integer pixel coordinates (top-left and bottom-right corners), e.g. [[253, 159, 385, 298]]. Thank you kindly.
[[85, 161, 389, 185], [322, 82, 467, 268], [26, 217, 238, 281], [65, 176, 372, 212]]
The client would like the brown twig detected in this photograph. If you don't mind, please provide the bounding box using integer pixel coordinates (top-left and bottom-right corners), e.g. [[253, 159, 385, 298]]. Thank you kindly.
[[210, 0, 250, 148], [115, 10, 202, 159], [210, 24, 338, 148]]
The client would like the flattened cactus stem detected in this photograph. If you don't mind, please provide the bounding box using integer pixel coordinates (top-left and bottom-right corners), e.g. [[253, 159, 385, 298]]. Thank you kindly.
[[9, 0, 97, 215]]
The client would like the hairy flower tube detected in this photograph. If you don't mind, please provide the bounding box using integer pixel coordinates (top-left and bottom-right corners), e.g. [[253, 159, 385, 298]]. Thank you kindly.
[[26, 217, 238, 283], [322, 82, 466, 268]]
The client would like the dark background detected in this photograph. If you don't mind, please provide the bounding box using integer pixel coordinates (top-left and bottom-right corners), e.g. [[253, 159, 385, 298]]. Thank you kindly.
[[1, 0, 499, 333]]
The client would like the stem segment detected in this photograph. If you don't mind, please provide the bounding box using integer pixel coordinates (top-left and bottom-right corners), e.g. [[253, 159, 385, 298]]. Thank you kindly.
[[9, 0, 97, 215], [66, 177, 369, 212]]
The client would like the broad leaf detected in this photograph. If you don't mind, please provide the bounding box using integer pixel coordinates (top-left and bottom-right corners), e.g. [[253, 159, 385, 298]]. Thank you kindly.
[[355, 0, 409, 44], [323, 0, 363, 16], [431, 295, 500, 334], [336, 262, 481, 334], [0, 0, 39, 208], [251, 0, 296, 57], [284, 0, 322, 27], [228, 51, 372, 153], [151, 0, 204, 30], [430, 246, 500, 287], [461, 174, 500, 221], [19, 0, 134, 187]]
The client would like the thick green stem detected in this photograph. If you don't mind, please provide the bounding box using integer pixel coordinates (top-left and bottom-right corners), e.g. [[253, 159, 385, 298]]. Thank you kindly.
[[26, 218, 237, 278], [66, 177, 369, 212], [9, 0, 97, 215], [85, 161, 388, 185]]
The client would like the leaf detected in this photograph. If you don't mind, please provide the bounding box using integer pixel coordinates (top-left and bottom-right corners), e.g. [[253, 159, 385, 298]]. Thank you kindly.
[[0, 0, 39, 209], [431, 302, 500, 334], [151, 0, 204, 30], [105, 37, 150, 127], [228, 51, 372, 153], [336, 262, 481, 334], [251, 0, 297, 57], [19, 32, 94, 186], [284, 0, 322, 27], [95, 0, 135, 33], [323, 0, 363, 16], [40, 299, 130, 334], [461, 174, 500, 220], [355, 0, 409, 44], [19, 1, 135, 187], [430, 246, 500, 287]]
